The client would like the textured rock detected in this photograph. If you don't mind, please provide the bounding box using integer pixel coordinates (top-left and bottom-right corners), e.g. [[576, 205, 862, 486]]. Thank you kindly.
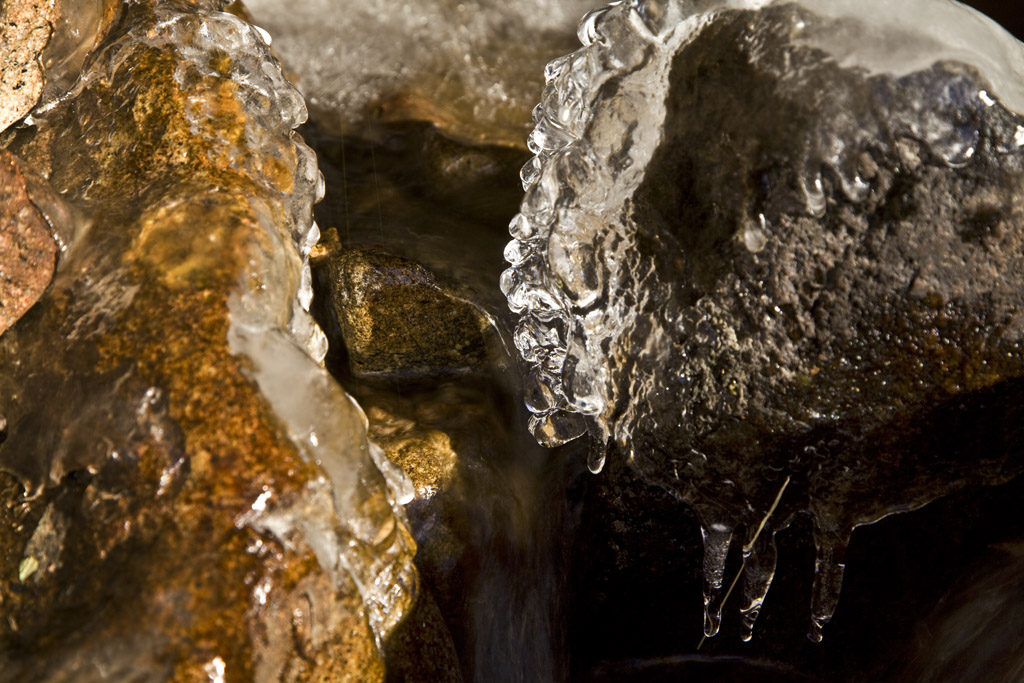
[[0, 1, 415, 678], [0, 151, 59, 336], [316, 243, 493, 379], [504, 0, 1024, 641], [0, 0, 56, 133], [383, 590, 463, 683]]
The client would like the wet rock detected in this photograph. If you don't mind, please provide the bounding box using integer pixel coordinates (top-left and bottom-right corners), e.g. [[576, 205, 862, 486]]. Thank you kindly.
[[0, 0, 56, 133], [504, 0, 1024, 642], [244, 0, 606, 146], [0, 151, 58, 336], [384, 591, 463, 683], [316, 242, 493, 379], [366, 404, 460, 500], [304, 121, 529, 322], [0, 1, 415, 678]]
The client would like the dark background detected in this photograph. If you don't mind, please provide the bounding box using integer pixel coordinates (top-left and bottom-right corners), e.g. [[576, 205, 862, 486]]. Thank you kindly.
[[964, 1, 1024, 39]]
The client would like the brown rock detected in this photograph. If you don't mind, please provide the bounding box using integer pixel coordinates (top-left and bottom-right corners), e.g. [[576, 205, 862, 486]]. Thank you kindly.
[[0, 151, 57, 336], [317, 243, 493, 379], [0, 2, 414, 679]]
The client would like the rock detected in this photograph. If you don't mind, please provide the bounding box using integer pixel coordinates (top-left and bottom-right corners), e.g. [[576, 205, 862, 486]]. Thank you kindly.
[[0, 2, 416, 678], [302, 120, 530, 321], [315, 241, 494, 379], [383, 590, 463, 683], [503, 0, 1024, 641], [0, 151, 58, 336], [0, 0, 56, 133], [366, 403, 460, 500]]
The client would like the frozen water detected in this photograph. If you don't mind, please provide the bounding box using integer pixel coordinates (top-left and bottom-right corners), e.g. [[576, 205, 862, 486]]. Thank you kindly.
[[505, 0, 1024, 640], [244, 0, 607, 144], [145, 7, 423, 641]]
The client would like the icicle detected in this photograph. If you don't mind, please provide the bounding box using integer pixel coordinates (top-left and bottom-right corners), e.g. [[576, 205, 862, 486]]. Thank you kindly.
[[700, 519, 734, 637], [808, 528, 850, 642], [739, 530, 779, 642]]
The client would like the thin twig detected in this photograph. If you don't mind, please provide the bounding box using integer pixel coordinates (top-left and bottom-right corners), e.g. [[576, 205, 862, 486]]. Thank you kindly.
[[697, 476, 791, 650]]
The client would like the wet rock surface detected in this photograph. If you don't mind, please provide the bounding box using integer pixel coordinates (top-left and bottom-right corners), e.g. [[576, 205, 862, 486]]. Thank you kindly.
[[0, 0, 56, 133], [315, 241, 494, 379], [0, 152, 58, 336], [505, 0, 1024, 645], [0, 1, 415, 679], [1, 0, 1024, 681]]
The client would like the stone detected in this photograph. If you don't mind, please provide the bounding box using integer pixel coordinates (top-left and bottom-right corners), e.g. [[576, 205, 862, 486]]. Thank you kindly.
[[366, 403, 460, 501], [316, 241, 494, 379], [0, 151, 58, 336], [503, 0, 1024, 641], [0, 0, 56, 133], [0, 1, 416, 678], [383, 590, 463, 683]]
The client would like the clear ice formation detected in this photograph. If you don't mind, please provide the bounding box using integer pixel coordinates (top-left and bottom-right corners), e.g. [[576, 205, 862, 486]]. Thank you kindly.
[[504, 0, 1024, 640], [243, 0, 606, 144]]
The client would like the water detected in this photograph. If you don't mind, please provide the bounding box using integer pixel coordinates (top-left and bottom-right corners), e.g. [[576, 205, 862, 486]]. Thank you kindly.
[[300, 116, 592, 680]]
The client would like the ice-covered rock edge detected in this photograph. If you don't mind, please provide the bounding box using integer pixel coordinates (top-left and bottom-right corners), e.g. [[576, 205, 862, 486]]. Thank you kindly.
[[112, 6, 418, 644], [502, 0, 1024, 642], [502, 0, 1024, 465]]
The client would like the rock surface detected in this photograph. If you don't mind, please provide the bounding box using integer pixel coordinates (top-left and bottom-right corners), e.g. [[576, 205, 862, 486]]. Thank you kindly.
[[0, 1, 415, 678], [315, 242, 494, 379], [0, 0, 56, 133], [504, 0, 1024, 641], [0, 152, 59, 336]]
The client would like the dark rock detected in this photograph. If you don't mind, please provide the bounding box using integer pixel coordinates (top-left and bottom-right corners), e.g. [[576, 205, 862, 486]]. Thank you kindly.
[[384, 591, 463, 683], [505, 0, 1024, 643]]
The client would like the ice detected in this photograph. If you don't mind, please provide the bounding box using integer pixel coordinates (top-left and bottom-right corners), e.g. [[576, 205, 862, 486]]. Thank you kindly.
[[808, 530, 850, 642], [243, 0, 607, 144], [162, 0, 419, 647], [700, 520, 734, 637], [166, 5, 423, 638], [504, 0, 1024, 641], [739, 532, 779, 642]]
